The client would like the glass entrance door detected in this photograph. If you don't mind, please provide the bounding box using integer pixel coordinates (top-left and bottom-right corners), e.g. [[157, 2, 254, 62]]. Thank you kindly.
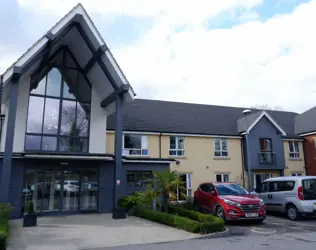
[[22, 169, 98, 215], [63, 171, 80, 212]]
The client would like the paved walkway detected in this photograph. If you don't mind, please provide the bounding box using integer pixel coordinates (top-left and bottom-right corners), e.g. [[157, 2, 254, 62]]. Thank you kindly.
[[7, 214, 198, 250]]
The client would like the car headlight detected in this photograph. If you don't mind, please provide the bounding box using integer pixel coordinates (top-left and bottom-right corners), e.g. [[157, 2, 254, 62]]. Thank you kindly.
[[223, 199, 241, 207], [259, 199, 264, 205]]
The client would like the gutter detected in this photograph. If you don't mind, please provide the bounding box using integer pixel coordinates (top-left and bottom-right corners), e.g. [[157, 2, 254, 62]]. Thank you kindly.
[[241, 137, 246, 188], [0, 74, 3, 115], [159, 133, 162, 158]]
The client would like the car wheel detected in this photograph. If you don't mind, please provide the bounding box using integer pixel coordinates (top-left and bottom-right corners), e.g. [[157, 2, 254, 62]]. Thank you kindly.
[[286, 204, 300, 221], [216, 206, 226, 221]]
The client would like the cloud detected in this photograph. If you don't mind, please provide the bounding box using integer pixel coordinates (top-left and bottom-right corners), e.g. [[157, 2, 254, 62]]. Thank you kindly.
[[114, 0, 316, 113], [1, 0, 314, 114]]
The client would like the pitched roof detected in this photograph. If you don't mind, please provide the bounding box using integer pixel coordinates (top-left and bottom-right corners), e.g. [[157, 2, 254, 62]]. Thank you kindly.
[[237, 111, 287, 136], [107, 99, 299, 137], [295, 106, 316, 135]]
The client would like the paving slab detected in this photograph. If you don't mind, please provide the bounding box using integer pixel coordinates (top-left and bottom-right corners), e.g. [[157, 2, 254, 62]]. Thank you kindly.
[[7, 214, 198, 250]]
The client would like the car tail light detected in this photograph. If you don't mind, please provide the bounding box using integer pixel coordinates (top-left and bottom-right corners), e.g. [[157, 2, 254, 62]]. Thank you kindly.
[[298, 186, 304, 201]]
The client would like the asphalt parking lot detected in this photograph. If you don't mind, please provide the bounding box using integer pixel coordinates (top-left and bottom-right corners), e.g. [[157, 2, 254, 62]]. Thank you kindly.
[[226, 213, 316, 237]]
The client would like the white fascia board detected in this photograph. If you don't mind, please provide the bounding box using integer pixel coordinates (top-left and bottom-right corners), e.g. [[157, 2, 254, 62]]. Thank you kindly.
[[247, 111, 287, 136], [299, 131, 316, 137]]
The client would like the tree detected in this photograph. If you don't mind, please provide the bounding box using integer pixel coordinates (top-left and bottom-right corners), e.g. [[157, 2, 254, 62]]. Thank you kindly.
[[149, 170, 187, 212], [248, 104, 283, 111], [61, 104, 89, 149]]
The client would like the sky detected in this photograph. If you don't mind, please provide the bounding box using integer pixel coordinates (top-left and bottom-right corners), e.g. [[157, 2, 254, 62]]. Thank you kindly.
[[0, 0, 316, 113]]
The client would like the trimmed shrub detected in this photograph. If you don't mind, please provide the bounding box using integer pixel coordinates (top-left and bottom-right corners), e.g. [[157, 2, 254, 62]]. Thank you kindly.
[[133, 206, 201, 233], [0, 203, 12, 250], [118, 191, 155, 211], [133, 206, 224, 234], [168, 205, 225, 233]]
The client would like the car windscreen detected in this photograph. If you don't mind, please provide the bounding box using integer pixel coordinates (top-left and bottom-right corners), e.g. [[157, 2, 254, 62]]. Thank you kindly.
[[215, 183, 249, 195], [302, 179, 316, 200]]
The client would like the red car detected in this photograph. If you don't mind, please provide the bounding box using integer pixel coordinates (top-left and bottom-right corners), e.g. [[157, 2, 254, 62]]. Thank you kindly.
[[194, 182, 266, 223]]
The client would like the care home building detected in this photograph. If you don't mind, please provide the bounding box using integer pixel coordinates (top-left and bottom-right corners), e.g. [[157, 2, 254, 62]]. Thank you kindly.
[[106, 99, 306, 200], [0, 4, 172, 219]]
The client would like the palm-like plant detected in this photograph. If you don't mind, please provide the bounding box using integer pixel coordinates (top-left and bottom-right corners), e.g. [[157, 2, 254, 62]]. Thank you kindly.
[[150, 170, 187, 212]]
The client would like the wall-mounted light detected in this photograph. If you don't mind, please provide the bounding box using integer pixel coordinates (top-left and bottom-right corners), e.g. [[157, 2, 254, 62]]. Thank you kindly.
[[176, 160, 180, 165]]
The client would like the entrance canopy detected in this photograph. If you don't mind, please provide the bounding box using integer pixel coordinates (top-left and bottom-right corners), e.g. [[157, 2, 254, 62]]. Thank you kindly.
[[1, 3, 135, 113]]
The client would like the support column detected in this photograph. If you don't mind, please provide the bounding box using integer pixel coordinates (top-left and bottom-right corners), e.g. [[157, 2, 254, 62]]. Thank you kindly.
[[112, 93, 124, 218], [0, 71, 20, 203]]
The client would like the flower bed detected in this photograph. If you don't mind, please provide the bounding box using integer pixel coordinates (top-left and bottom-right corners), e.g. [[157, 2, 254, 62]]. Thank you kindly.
[[0, 204, 12, 250], [133, 206, 224, 234]]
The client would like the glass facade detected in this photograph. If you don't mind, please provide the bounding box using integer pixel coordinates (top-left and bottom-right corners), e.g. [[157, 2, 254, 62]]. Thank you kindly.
[[22, 169, 98, 215], [25, 50, 91, 153]]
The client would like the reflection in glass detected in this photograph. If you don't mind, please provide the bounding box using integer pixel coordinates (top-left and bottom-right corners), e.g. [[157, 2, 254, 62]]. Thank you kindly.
[[42, 136, 57, 151], [46, 68, 61, 97], [60, 100, 76, 135], [31, 77, 46, 95], [22, 170, 38, 213], [76, 103, 90, 136], [25, 135, 41, 151], [43, 98, 60, 134], [81, 170, 98, 211], [63, 171, 80, 212], [22, 170, 61, 214], [59, 137, 88, 152], [26, 51, 91, 153], [63, 81, 75, 99], [39, 171, 61, 212], [26, 96, 44, 133]]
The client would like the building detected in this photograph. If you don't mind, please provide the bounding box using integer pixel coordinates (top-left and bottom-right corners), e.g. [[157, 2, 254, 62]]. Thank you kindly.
[[0, 4, 172, 219], [295, 106, 316, 175], [106, 99, 306, 199]]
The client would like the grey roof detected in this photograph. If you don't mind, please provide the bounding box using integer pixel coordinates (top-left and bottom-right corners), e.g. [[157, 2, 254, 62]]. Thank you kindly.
[[237, 111, 263, 133], [295, 106, 316, 135], [107, 99, 300, 138]]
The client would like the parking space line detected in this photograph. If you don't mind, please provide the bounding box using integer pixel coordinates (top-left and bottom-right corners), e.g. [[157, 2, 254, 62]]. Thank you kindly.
[[251, 227, 276, 234], [266, 221, 311, 232]]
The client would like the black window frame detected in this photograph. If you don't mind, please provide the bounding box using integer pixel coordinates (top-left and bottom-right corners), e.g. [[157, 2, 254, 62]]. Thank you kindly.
[[127, 171, 153, 189], [24, 49, 91, 153]]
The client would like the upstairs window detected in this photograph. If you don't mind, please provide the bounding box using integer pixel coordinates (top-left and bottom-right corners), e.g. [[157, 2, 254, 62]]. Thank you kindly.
[[214, 138, 228, 157], [259, 138, 272, 152], [169, 136, 185, 156], [123, 134, 148, 156], [288, 141, 300, 159], [25, 53, 91, 153]]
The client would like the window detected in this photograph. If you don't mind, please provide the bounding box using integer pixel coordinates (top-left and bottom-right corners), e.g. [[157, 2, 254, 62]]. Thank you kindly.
[[123, 134, 148, 156], [199, 184, 215, 193], [214, 138, 228, 157], [259, 138, 274, 163], [289, 141, 300, 159], [302, 179, 316, 200], [259, 138, 272, 152], [25, 53, 91, 153], [127, 171, 152, 188], [175, 174, 192, 201], [259, 182, 269, 193], [292, 173, 302, 176], [216, 174, 229, 182], [268, 181, 295, 192], [169, 136, 184, 156]]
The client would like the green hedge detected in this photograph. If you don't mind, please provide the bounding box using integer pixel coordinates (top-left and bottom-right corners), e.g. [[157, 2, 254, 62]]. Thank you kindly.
[[168, 205, 225, 233], [133, 206, 224, 234], [0, 204, 12, 250]]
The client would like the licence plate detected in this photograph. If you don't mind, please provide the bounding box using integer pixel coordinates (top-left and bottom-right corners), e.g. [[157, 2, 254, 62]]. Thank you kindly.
[[245, 213, 258, 217]]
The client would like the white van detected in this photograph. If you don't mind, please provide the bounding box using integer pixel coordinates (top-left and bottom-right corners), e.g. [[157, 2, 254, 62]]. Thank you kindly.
[[251, 176, 316, 220]]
